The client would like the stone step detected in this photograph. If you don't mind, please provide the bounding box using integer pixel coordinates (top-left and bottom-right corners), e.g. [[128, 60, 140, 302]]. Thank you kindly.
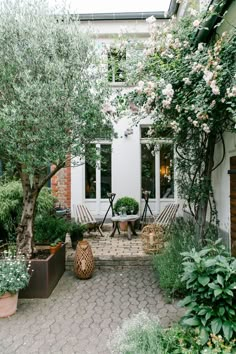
[[66, 253, 152, 271]]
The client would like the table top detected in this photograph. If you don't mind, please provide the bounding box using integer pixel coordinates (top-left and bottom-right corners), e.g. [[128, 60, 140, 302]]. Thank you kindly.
[[111, 214, 140, 222]]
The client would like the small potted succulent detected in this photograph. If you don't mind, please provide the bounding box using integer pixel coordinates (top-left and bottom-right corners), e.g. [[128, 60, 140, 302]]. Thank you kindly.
[[0, 249, 31, 317]]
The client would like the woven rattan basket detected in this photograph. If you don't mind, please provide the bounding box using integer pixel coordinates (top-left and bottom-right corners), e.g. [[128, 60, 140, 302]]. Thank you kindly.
[[74, 240, 94, 279], [141, 224, 165, 254]]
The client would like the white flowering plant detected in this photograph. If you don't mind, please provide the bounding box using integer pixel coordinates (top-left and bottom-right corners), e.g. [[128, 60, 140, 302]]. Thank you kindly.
[[0, 250, 31, 296], [114, 3, 236, 241]]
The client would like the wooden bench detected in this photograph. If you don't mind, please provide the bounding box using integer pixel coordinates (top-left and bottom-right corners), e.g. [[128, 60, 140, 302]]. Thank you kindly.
[[73, 204, 104, 237], [154, 203, 179, 227]]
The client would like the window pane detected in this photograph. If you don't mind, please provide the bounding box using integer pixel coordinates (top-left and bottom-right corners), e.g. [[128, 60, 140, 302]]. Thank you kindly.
[[101, 145, 112, 198], [108, 48, 126, 83], [160, 144, 174, 199], [141, 144, 156, 198], [85, 145, 96, 199]]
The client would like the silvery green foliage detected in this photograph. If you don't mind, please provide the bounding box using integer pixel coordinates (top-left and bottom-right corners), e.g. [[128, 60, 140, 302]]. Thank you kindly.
[[0, 0, 112, 176], [107, 311, 163, 354]]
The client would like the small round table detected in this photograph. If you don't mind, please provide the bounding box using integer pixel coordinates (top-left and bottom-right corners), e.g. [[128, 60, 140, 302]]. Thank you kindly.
[[110, 215, 140, 240]]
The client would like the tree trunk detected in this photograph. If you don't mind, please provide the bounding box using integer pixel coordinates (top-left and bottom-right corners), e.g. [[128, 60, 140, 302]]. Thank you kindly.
[[16, 175, 40, 258], [196, 134, 216, 242]]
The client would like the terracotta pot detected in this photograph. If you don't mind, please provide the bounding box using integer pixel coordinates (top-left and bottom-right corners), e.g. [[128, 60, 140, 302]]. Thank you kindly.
[[119, 221, 128, 231], [74, 240, 94, 279], [0, 292, 18, 318], [56, 242, 62, 251], [50, 246, 57, 255]]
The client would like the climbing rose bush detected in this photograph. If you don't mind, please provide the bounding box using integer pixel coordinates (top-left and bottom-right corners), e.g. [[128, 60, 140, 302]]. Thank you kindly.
[[114, 3, 236, 238]]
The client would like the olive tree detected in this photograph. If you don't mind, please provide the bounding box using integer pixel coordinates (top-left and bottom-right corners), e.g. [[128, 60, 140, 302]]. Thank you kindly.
[[0, 0, 112, 256]]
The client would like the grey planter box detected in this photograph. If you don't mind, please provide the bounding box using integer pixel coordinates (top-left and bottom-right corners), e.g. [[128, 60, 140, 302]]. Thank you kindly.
[[19, 243, 65, 299]]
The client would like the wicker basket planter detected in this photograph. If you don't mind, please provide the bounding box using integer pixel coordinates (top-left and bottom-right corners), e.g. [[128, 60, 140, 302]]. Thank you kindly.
[[74, 240, 94, 279], [141, 224, 165, 254]]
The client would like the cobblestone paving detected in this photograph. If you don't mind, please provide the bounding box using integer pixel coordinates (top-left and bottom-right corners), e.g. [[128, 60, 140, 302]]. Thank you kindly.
[[67, 229, 146, 258], [0, 269, 185, 354]]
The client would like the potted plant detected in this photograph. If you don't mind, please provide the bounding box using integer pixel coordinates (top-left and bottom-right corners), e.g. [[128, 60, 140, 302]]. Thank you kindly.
[[0, 249, 31, 317], [49, 242, 58, 254], [70, 222, 87, 250], [114, 197, 139, 231], [19, 216, 69, 299]]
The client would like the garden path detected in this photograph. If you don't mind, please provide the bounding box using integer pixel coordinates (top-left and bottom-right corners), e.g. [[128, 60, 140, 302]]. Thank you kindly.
[[0, 268, 185, 354]]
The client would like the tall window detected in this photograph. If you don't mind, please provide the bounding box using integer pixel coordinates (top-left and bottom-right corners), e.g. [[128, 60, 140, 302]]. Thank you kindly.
[[141, 144, 156, 198], [100, 145, 112, 198], [141, 126, 174, 200], [85, 143, 112, 199], [85, 144, 97, 199], [108, 48, 126, 83], [160, 144, 174, 198]]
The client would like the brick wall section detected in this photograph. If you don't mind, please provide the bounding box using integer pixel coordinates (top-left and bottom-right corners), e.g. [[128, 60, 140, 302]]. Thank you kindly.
[[51, 163, 71, 208]]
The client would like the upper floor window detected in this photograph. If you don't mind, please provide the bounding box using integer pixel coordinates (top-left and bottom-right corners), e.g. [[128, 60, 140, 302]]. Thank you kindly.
[[108, 48, 126, 83]]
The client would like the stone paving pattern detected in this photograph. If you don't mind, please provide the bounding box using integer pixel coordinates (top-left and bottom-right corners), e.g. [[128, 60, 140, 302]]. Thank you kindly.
[[66, 229, 152, 270], [67, 228, 146, 257], [0, 268, 185, 354]]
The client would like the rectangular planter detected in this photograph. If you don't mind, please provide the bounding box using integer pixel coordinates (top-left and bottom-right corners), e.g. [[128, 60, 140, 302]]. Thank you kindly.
[[19, 243, 65, 299]]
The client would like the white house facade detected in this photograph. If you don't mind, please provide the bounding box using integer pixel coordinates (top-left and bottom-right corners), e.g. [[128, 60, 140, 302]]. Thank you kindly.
[[68, 8, 179, 219], [50, 0, 236, 254]]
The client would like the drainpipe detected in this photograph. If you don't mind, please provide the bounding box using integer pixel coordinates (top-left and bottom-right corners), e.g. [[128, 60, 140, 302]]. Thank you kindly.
[[194, 0, 234, 45]]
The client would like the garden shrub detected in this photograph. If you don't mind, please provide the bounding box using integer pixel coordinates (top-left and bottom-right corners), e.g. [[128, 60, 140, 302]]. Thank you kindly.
[[34, 215, 71, 244], [107, 311, 236, 354], [0, 180, 55, 242], [114, 196, 139, 215], [179, 240, 236, 345], [152, 218, 203, 298]]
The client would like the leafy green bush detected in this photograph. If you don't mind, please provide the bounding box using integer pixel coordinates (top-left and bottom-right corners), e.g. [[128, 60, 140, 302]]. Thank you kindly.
[[152, 218, 202, 298], [34, 215, 71, 244], [179, 240, 236, 345], [114, 197, 139, 215], [0, 180, 55, 242]]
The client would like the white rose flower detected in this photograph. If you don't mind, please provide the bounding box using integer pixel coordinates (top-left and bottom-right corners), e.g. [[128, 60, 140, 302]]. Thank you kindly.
[[146, 16, 156, 24], [193, 19, 200, 28]]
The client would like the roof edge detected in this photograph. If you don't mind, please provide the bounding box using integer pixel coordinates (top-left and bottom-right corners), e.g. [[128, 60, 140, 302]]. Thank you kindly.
[[74, 11, 168, 21]]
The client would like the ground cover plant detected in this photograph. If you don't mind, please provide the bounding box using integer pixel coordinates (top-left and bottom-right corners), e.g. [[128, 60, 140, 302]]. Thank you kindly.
[[0, 0, 113, 257]]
